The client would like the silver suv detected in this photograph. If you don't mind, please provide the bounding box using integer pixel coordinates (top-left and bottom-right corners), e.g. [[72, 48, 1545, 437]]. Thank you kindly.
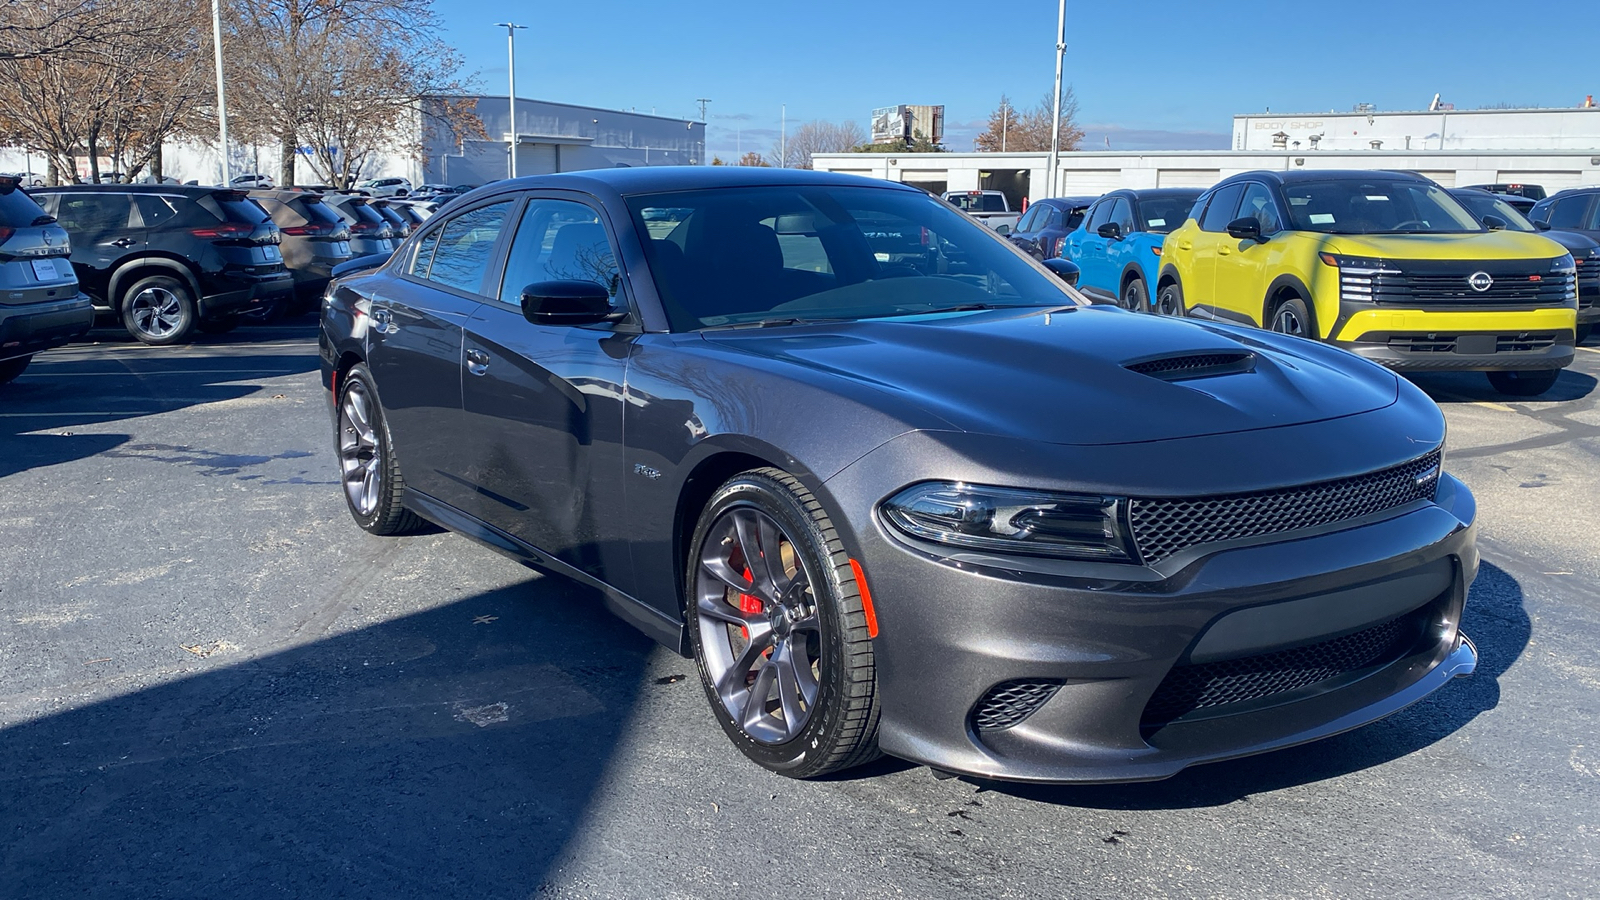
[[0, 176, 94, 385]]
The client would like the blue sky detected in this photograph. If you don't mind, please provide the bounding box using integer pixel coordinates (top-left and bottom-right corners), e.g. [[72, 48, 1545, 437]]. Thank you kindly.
[[437, 0, 1596, 159]]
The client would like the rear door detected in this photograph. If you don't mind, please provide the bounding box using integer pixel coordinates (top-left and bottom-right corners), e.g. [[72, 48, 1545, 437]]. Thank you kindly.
[[46, 191, 142, 305], [366, 197, 514, 513], [457, 193, 635, 587], [1188, 183, 1245, 316]]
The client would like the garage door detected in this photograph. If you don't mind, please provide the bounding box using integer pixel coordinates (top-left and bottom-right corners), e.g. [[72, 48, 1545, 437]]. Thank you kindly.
[[1057, 170, 1120, 194], [1495, 171, 1585, 191], [519, 142, 559, 176], [1157, 169, 1222, 189], [1414, 170, 1457, 187]]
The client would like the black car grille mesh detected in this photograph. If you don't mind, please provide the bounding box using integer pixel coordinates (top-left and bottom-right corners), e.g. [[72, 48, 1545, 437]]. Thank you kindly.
[[1344, 270, 1575, 305], [1141, 614, 1419, 727], [1128, 451, 1441, 564], [1125, 352, 1255, 380], [971, 679, 1065, 731]]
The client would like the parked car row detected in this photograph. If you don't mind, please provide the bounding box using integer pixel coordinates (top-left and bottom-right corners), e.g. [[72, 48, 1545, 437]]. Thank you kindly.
[[1019, 171, 1591, 396]]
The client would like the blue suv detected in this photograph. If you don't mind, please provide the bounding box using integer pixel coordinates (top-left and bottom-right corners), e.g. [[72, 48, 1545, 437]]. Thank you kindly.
[[1064, 188, 1201, 311]]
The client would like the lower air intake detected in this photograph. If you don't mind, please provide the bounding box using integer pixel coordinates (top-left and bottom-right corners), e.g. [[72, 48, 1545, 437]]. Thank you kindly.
[[971, 679, 1065, 732]]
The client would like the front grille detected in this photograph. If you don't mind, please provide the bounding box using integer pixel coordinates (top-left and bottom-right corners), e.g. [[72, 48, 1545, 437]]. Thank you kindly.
[[1128, 451, 1440, 564], [1341, 263, 1575, 306], [1384, 333, 1559, 354], [1141, 613, 1420, 727], [971, 679, 1064, 731]]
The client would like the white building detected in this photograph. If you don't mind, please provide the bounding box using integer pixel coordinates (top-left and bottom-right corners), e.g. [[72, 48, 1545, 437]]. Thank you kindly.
[[1232, 105, 1600, 153]]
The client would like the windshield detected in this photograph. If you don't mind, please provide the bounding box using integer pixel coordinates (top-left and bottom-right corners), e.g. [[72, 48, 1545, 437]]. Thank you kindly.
[[1451, 191, 1536, 233], [1281, 179, 1484, 235], [629, 185, 1084, 331], [1136, 194, 1200, 234], [946, 193, 1008, 213]]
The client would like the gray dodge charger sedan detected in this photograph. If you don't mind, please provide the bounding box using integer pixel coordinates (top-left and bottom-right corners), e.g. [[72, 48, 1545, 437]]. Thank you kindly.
[[319, 167, 1479, 783]]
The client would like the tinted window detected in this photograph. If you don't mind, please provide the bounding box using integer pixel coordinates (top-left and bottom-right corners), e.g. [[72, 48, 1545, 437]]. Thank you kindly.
[[1108, 198, 1135, 235], [948, 193, 1007, 212], [426, 201, 511, 294], [1014, 206, 1043, 233], [1236, 183, 1283, 234], [1547, 196, 1591, 229], [410, 228, 442, 277], [0, 183, 48, 226], [53, 193, 134, 235], [1085, 200, 1112, 233], [1199, 184, 1244, 232], [1451, 191, 1536, 233], [1041, 207, 1062, 229], [1136, 195, 1198, 234], [1063, 205, 1089, 230], [498, 199, 619, 306], [133, 195, 180, 229], [1279, 179, 1482, 234], [201, 194, 272, 224], [299, 200, 345, 227], [629, 185, 1085, 331]]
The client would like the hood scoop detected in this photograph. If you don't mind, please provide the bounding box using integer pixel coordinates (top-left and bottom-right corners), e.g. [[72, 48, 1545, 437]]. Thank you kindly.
[[1124, 351, 1257, 382]]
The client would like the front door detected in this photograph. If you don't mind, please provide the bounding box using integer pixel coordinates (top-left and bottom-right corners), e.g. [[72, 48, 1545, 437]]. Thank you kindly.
[[367, 198, 515, 512], [458, 195, 636, 589], [1188, 183, 1245, 316]]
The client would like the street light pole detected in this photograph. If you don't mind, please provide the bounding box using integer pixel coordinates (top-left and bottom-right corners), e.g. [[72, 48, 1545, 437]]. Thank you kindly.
[[1047, 0, 1066, 198], [495, 22, 526, 179], [780, 104, 786, 168], [211, 0, 231, 185]]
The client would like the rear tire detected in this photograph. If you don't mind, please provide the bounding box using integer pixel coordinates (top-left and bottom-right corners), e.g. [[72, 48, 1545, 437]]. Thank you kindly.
[[1486, 368, 1560, 397], [1122, 277, 1149, 313], [120, 275, 196, 345], [336, 363, 427, 535], [1155, 280, 1185, 317], [0, 355, 32, 385], [686, 468, 881, 779]]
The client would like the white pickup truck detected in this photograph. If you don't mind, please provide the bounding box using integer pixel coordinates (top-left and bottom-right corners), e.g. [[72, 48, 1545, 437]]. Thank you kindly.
[[942, 190, 1022, 235]]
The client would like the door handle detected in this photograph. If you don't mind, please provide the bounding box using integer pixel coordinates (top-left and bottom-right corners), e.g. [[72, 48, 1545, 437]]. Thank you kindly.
[[465, 349, 490, 376], [111, 238, 137, 248], [1177, 240, 1192, 251], [1218, 246, 1232, 256]]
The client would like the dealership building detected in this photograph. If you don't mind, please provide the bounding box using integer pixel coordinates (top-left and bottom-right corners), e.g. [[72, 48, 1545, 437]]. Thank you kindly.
[[813, 105, 1600, 208]]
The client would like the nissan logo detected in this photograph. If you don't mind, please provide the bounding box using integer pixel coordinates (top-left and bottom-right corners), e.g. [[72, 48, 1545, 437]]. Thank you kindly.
[[41, 231, 53, 246], [1468, 271, 1494, 292]]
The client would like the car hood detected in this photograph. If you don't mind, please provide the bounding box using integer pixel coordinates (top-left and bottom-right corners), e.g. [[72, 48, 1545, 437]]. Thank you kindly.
[[1324, 230, 1569, 260], [700, 306, 1399, 446]]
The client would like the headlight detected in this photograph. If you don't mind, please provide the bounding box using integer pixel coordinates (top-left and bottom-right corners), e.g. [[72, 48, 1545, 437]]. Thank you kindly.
[[1318, 252, 1400, 273], [1551, 253, 1576, 274], [880, 482, 1136, 563]]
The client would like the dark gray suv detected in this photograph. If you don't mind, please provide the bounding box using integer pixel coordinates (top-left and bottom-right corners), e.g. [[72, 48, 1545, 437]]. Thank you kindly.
[[0, 175, 94, 384]]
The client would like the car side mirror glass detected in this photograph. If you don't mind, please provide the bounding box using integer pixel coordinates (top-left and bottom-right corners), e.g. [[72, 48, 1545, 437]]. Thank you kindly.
[[1096, 222, 1121, 240], [1042, 257, 1081, 287], [520, 280, 624, 326], [1226, 217, 1264, 241], [1481, 214, 1508, 231], [994, 224, 1011, 235]]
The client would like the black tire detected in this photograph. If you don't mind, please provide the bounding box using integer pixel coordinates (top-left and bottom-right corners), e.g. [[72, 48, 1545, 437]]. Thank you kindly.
[[0, 354, 32, 385], [1122, 277, 1149, 313], [1486, 368, 1560, 397], [196, 316, 240, 335], [1269, 294, 1316, 338], [1155, 280, 1185, 317], [686, 468, 880, 779], [120, 274, 197, 345], [1577, 323, 1592, 344], [336, 363, 427, 535]]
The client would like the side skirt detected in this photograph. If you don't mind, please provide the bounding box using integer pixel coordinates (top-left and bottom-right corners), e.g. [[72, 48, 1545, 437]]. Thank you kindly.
[[403, 487, 688, 654]]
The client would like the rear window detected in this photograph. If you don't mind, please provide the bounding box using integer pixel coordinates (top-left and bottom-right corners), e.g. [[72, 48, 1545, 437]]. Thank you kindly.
[[196, 193, 272, 224], [349, 202, 386, 226], [948, 193, 1007, 213], [0, 183, 50, 227], [297, 199, 345, 226]]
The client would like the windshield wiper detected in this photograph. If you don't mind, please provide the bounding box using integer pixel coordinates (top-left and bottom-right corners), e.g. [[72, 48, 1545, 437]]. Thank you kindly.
[[698, 316, 843, 331], [912, 302, 1062, 315]]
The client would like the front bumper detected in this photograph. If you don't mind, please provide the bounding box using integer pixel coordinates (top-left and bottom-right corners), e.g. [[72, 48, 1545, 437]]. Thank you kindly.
[[0, 293, 96, 360], [824, 427, 1478, 784], [1333, 307, 1576, 372]]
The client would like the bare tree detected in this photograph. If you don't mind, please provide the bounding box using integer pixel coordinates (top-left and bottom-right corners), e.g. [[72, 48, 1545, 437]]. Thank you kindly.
[[974, 88, 1083, 152], [738, 151, 769, 167], [771, 119, 865, 169]]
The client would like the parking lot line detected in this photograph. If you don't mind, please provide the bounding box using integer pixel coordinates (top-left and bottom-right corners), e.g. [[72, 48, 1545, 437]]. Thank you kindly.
[[1430, 390, 1517, 412], [1578, 346, 1599, 354]]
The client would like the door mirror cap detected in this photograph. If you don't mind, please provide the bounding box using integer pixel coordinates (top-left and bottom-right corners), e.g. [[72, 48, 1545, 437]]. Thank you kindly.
[[1533, 220, 1552, 231], [1225, 217, 1265, 241], [1482, 214, 1508, 231], [1096, 222, 1122, 240], [520, 280, 624, 326], [1042, 257, 1081, 287]]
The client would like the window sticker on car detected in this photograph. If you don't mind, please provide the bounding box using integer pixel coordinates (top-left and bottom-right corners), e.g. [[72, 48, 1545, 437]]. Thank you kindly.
[[1309, 213, 1336, 224], [1147, 218, 1166, 228], [1365, 195, 1391, 202]]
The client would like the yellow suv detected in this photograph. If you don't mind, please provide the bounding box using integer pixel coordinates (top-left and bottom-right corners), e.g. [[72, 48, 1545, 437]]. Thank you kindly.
[[1156, 170, 1578, 395]]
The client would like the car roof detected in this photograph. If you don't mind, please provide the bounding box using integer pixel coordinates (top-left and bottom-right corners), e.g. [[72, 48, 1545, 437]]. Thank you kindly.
[[31, 184, 235, 195], [466, 166, 925, 201], [1215, 169, 1434, 188], [1034, 196, 1098, 208]]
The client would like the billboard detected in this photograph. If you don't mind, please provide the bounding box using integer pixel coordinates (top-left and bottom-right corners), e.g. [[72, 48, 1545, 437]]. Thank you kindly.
[[871, 105, 945, 146]]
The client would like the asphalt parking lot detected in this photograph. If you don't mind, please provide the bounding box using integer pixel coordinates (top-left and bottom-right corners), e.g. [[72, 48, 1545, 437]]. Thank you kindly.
[[1, 323, 1597, 899]]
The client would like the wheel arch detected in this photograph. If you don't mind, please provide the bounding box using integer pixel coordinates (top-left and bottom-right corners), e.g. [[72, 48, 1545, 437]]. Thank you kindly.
[[1262, 273, 1318, 333], [672, 448, 787, 624], [109, 257, 201, 307]]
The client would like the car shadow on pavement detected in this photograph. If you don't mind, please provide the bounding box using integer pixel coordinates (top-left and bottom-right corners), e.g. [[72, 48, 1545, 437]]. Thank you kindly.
[[0, 576, 654, 898], [979, 561, 1528, 810], [1406, 368, 1598, 403]]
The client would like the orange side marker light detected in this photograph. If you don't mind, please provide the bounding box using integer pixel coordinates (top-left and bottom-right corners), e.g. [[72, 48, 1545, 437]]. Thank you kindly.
[[849, 558, 879, 639]]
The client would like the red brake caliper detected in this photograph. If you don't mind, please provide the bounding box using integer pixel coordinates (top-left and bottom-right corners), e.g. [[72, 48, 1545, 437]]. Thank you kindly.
[[738, 566, 762, 640]]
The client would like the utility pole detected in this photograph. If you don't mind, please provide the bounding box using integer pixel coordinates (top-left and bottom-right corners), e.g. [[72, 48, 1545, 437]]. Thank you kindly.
[[210, 0, 231, 185], [696, 98, 710, 122], [495, 22, 527, 179], [1001, 100, 1008, 153], [1047, 0, 1067, 197]]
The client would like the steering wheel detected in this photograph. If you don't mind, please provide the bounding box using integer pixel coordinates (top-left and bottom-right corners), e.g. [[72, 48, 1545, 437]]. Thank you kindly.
[[1390, 220, 1429, 232]]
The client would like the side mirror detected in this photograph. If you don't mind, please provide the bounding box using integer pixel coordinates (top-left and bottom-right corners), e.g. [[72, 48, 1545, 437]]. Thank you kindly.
[[1482, 214, 1508, 231], [1533, 220, 1552, 231], [520, 280, 624, 326], [994, 224, 1011, 235], [1042, 257, 1081, 287], [1226, 217, 1264, 242], [1096, 222, 1122, 240]]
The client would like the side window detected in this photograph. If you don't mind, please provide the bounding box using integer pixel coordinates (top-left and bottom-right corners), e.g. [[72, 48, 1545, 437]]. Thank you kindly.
[[1109, 198, 1135, 235], [1042, 207, 1062, 230], [1237, 183, 1283, 234], [1085, 200, 1112, 234], [55, 193, 134, 237], [1199, 184, 1246, 233], [410, 227, 442, 277], [1547, 197, 1589, 230], [498, 198, 620, 306], [1014, 206, 1042, 233], [426, 201, 512, 294], [133, 195, 179, 229]]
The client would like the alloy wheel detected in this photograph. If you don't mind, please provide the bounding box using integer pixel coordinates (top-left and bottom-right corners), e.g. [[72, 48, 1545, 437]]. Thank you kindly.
[[129, 287, 184, 338], [1272, 304, 1307, 336], [694, 506, 822, 745], [339, 381, 382, 517]]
